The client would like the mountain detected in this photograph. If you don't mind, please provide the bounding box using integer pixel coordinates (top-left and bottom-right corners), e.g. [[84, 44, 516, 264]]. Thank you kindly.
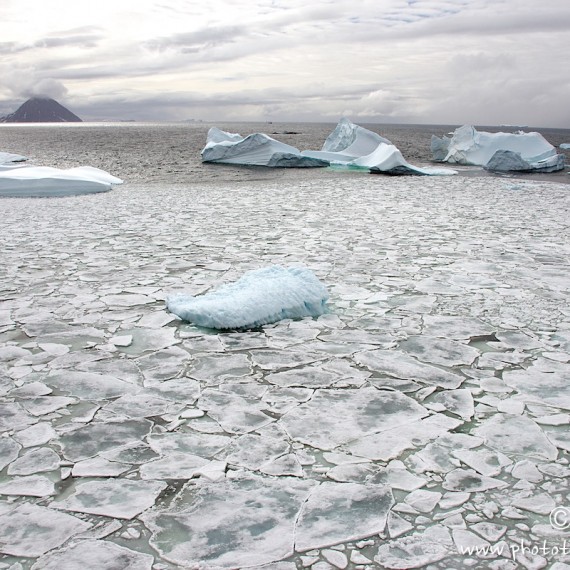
[[0, 97, 82, 123]]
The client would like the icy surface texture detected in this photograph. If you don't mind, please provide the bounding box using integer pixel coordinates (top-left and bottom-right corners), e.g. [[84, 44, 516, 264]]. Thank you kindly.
[[1, 167, 570, 569], [167, 265, 329, 329], [433, 124, 565, 172], [201, 127, 328, 167], [30, 541, 154, 570], [0, 165, 123, 197]]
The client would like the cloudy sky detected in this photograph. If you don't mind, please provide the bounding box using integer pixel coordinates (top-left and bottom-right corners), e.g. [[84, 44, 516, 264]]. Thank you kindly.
[[1, 0, 569, 126]]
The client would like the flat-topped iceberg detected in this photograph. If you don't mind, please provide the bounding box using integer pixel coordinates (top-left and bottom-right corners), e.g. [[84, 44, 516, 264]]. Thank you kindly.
[[0, 165, 123, 197], [0, 151, 27, 164], [203, 119, 456, 175], [201, 127, 328, 168], [166, 265, 329, 330], [432, 125, 565, 172]]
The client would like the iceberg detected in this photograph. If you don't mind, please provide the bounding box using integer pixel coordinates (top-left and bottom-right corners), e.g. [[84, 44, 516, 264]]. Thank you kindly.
[[0, 151, 27, 164], [203, 119, 456, 175], [166, 265, 329, 330], [201, 127, 328, 168], [432, 125, 565, 172], [560, 143, 570, 150], [303, 116, 393, 162], [302, 118, 456, 175], [0, 165, 123, 197]]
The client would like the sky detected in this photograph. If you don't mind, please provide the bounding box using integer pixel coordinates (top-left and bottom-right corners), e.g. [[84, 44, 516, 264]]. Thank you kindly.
[[1, 0, 569, 126]]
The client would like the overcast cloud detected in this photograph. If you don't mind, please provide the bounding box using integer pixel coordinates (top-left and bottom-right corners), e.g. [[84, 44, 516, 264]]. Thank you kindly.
[[0, 0, 569, 126]]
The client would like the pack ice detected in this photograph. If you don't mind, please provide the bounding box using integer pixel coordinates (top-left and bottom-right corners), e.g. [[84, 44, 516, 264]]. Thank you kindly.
[[202, 118, 457, 175], [2, 133, 570, 570], [0, 165, 123, 197], [431, 125, 565, 172], [166, 265, 329, 329]]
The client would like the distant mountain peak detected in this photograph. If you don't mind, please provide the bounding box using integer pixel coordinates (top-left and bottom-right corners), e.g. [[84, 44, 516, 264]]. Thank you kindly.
[[0, 97, 82, 123]]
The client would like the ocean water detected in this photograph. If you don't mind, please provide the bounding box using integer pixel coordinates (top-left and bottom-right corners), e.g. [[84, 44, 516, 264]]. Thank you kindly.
[[1, 123, 570, 569], [0, 121, 569, 185]]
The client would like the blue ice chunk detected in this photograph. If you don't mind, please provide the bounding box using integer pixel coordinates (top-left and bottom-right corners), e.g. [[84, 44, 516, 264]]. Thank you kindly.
[[166, 266, 329, 330]]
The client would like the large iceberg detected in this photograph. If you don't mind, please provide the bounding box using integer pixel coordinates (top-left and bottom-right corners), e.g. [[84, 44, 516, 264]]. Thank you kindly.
[[203, 119, 456, 176], [166, 265, 329, 330], [0, 165, 123, 197], [201, 127, 328, 168], [431, 125, 565, 172]]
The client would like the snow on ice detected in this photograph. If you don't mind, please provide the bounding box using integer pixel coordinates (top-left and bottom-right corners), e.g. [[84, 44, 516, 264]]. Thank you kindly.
[[1, 167, 570, 569]]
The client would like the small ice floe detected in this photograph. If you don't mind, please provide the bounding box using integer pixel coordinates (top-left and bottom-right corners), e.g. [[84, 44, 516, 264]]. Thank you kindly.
[[166, 265, 329, 330], [0, 165, 123, 197], [53, 478, 167, 519], [375, 526, 453, 568], [30, 540, 155, 570], [431, 125, 565, 172], [0, 504, 91, 557]]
